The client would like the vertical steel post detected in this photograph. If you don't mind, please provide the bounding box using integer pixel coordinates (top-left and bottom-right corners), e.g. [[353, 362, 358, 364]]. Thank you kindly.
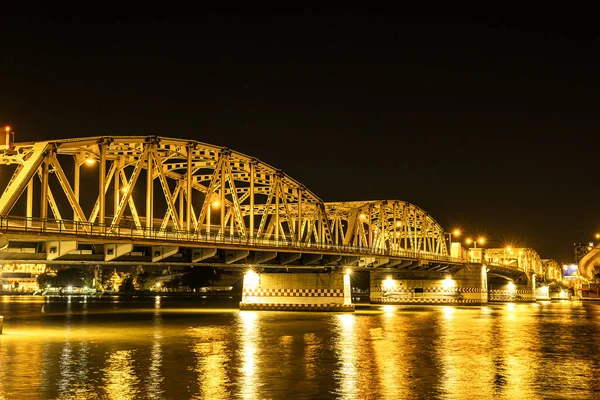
[[40, 161, 49, 221], [206, 205, 211, 236], [275, 179, 279, 241], [392, 202, 397, 251], [99, 144, 106, 227], [249, 160, 255, 240], [146, 145, 153, 231], [380, 202, 385, 250], [179, 181, 184, 230], [26, 179, 33, 227], [220, 153, 226, 238], [186, 144, 192, 232], [113, 161, 120, 217], [74, 155, 80, 221], [368, 206, 373, 248], [297, 188, 302, 242]]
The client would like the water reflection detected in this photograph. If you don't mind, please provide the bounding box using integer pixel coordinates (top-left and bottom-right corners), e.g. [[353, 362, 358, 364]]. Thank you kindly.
[[437, 306, 495, 399], [103, 350, 140, 399], [146, 310, 164, 399], [335, 314, 358, 399], [189, 325, 230, 400], [1, 299, 600, 399], [303, 332, 321, 381], [238, 311, 260, 400], [371, 308, 412, 399]]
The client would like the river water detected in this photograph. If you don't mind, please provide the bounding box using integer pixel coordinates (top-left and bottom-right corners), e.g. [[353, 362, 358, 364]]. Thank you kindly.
[[1, 296, 600, 399]]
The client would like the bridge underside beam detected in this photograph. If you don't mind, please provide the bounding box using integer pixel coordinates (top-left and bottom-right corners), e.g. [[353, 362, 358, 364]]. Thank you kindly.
[[302, 253, 323, 266], [340, 256, 359, 266], [225, 250, 249, 264], [104, 243, 133, 262], [250, 251, 277, 264], [191, 248, 217, 263], [280, 252, 301, 265], [151, 246, 179, 262], [323, 254, 342, 266], [46, 240, 78, 261]]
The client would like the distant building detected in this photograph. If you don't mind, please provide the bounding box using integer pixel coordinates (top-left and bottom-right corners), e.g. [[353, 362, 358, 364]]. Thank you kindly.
[[0, 263, 46, 292], [574, 242, 595, 264]]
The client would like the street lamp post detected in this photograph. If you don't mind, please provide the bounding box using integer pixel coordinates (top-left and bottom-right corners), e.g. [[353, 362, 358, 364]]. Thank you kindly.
[[465, 237, 486, 248], [447, 229, 461, 256]]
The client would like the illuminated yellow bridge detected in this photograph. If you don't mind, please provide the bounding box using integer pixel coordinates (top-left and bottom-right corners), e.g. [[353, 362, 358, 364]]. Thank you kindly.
[[0, 136, 572, 310]]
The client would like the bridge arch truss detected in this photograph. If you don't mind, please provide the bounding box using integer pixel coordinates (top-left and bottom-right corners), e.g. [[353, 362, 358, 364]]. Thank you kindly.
[[0, 136, 452, 261]]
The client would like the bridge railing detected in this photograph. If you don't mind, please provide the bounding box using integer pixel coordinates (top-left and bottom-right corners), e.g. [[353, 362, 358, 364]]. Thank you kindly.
[[0, 216, 466, 264]]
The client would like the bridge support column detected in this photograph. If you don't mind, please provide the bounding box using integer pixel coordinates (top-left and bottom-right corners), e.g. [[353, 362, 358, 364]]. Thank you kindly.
[[489, 273, 536, 302], [370, 264, 487, 305], [535, 279, 551, 300], [240, 271, 354, 312]]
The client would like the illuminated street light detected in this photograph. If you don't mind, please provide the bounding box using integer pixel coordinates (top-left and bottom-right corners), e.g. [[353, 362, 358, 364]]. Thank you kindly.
[[446, 229, 461, 252], [465, 237, 486, 248], [595, 233, 600, 240], [245, 269, 259, 289], [345, 268, 352, 275], [85, 157, 96, 165], [359, 213, 367, 220], [382, 276, 396, 291], [211, 200, 220, 208], [507, 281, 515, 292], [5, 126, 10, 132]]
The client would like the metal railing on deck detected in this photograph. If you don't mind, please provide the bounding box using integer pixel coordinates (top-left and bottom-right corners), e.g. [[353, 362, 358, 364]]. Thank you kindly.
[[0, 215, 466, 264]]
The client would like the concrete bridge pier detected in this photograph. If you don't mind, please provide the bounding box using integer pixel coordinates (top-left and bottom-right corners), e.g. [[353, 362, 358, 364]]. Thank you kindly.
[[489, 274, 536, 302], [239, 270, 354, 312], [370, 264, 488, 305]]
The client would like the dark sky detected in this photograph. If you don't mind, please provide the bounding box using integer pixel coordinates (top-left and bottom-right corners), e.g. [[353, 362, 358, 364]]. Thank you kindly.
[[1, 10, 599, 263]]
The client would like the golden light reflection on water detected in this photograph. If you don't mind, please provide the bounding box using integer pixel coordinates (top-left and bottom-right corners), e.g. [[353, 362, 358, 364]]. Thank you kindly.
[[499, 304, 541, 400], [371, 308, 413, 399], [103, 350, 140, 399], [335, 313, 359, 399], [189, 326, 231, 400], [239, 311, 260, 400], [2, 300, 600, 399], [303, 332, 321, 381], [146, 312, 164, 399], [437, 306, 496, 400]]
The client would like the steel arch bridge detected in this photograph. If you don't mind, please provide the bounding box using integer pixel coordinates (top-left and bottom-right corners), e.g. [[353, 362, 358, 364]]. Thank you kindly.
[[484, 247, 544, 282], [0, 136, 455, 268]]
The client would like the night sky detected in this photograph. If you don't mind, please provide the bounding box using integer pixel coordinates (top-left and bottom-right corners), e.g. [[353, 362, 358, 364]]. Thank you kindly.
[[1, 11, 599, 263]]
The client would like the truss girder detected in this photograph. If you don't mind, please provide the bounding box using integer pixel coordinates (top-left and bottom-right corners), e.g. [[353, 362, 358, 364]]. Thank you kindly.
[[541, 259, 563, 282], [0, 136, 451, 258], [485, 247, 544, 275], [324, 200, 448, 256], [0, 141, 51, 216]]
